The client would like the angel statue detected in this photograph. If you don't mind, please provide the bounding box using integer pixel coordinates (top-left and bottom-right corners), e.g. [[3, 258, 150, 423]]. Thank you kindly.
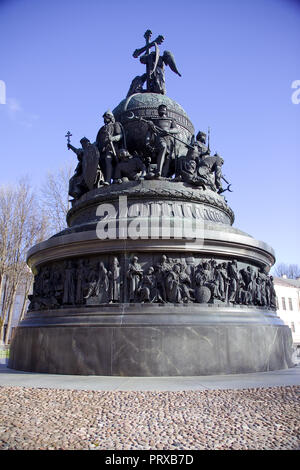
[[128, 30, 181, 96]]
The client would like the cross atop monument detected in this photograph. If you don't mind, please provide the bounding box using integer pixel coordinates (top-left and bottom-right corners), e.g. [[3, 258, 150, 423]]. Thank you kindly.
[[132, 30, 165, 92]]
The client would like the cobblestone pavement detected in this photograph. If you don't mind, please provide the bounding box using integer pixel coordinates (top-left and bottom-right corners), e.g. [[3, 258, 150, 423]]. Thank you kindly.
[[0, 385, 299, 450]]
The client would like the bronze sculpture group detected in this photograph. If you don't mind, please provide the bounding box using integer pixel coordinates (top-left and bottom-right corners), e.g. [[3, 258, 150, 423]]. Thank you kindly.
[[67, 103, 228, 201], [66, 30, 231, 201], [28, 255, 277, 311]]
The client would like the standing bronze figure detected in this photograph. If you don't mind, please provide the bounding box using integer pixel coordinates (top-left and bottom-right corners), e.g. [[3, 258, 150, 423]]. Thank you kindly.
[[95, 111, 123, 184]]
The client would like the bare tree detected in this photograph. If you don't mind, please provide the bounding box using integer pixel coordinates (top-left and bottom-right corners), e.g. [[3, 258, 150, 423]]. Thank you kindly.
[[272, 263, 300, 280], [41, 162, 73, 235], [0, 186, 13, 308], [0, 163, 73, 343], [0, 180, 50, 344], [0, 184, 19, 340]]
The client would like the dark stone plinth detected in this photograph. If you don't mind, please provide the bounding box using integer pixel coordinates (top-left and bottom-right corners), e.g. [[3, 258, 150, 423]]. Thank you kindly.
[[9, 323, 293, 376], [8, 305, 294, 376]]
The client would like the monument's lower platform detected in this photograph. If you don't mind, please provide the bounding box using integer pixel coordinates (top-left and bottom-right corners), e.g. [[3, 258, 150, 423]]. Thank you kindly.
[[8, 304, 294, 376], [8, 182, 294, 376]]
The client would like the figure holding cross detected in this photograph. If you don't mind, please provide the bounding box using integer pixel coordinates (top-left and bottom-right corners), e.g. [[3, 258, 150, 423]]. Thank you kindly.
[[131, 30, 181, 95]]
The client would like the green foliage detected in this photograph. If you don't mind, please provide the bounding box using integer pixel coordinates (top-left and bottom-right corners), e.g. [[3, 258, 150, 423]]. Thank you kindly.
[[0, 348, 9, 359]]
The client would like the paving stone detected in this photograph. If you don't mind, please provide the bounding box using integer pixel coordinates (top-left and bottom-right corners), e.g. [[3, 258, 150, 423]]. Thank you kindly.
[[0, 385, 299, 450]]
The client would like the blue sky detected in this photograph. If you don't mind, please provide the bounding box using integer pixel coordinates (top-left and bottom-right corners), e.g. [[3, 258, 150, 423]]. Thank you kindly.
[[0, 0, 299, 266]]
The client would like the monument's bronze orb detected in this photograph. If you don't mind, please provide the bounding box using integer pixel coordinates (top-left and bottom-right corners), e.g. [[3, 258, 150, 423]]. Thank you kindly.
[[113, 92, 194, 156]]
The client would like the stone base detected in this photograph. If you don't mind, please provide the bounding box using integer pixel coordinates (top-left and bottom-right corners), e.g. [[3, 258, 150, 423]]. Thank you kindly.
[[8, 305, 294, 376]]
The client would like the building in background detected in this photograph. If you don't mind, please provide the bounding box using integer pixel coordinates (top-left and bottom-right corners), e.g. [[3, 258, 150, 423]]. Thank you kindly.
[[273, 276, 300, 347]]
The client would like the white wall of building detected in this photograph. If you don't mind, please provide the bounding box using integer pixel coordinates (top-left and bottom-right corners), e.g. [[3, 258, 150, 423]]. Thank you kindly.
[[273, 277, 300, 345]]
